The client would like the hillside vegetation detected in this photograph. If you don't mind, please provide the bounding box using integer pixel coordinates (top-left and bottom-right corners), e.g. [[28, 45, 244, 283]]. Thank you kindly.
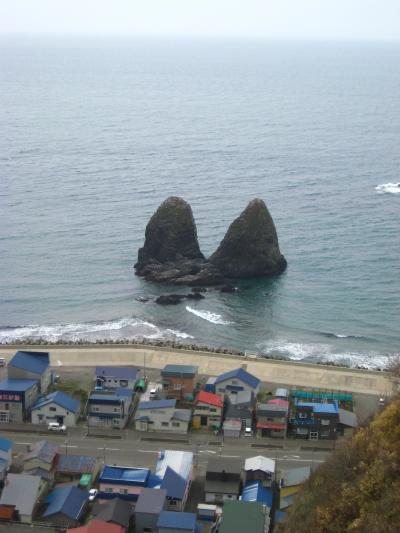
[[277, 398, 400, 533]]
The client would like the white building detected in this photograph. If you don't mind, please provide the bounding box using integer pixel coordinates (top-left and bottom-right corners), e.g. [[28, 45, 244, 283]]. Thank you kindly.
[[214, 368, 260, 400], [31, 391, 80, 426], [135, 399, 191, 434]]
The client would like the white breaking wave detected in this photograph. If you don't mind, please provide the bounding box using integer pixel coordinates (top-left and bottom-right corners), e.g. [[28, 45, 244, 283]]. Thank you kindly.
[[185, 306, 232, 325], [258, 339, 388, 369], [375, 182, 400, 194], [0, 317, 193, 344]]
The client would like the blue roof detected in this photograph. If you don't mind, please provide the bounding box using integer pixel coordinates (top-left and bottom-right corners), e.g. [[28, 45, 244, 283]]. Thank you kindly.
[[44, 486, 88, 519], [32, 391, 80, 413], [161, 467, 187, 500], [9, 351, 49, 375], [157, 511, 196, 530], [0, 378, 38, 392], [161, 364, 198, 377], [0, 438, 12, 452], [138, 399, 176, 410], [89, 389, 133, 403], [296, 401, 338, 414], [215, 368, 260, 389], [99, 465, 150, 486], [241, 482, 273, 507], [96, 366, 139, 380]]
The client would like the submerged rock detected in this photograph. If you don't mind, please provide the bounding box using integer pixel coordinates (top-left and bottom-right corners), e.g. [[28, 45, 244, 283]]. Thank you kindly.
[[209, 199, 287, 277], [155, 294, 187, 305]]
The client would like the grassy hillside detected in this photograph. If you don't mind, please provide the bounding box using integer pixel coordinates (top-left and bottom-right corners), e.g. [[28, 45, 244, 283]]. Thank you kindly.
[[277, 398, 400, 533]]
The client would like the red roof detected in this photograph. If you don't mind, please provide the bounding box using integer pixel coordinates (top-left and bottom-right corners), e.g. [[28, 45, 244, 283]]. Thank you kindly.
[[268, 399, 289, 408], [67, 520, 125, 533], [196, 390, 223, 408], [257, 422, 287, 430]]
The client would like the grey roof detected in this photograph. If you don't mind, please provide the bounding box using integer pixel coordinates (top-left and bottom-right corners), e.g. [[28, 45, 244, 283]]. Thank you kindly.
[[161, 364, 198, 377], [228, 390, 254, 407], [205, 479, 241, 495], [135, 488, 167, 514], [92, 497, 132, 528], [207, 457, 242, 475], [56, 454, 97, 474], [338, 408, 358, 428], [23, 440, 58, 464], [281, 466, 311, 487], [257, 403, 288, 414], [226, 404, 252, 420], [96, 366, 140, 380], [172, 409, 192, 422], [0, 473, 41, 516]]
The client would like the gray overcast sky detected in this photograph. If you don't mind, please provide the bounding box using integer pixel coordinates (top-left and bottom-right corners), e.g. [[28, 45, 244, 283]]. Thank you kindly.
[[1, 0, 400, 41]]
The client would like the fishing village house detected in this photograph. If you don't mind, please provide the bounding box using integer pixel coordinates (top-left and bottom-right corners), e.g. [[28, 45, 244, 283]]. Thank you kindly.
[[0, 473, 45, 523], [55, 454, 99, 485], [91, 497, 133, 531], [154, 450, 193, 511], [134, 487, 167, 533], [244, 456, 276, 487], [0, 379, 39, 423], [214, 367, 260, 400], [95, 366, 140, 390], [256, 398, 289, 439], [289, 400, 339, 440], [98, 465, 152, 501], [22, 440, 59, 481], [31, 390, 80, 426], [204, 457, 242, 504], [160, 364, 198, 400], [192, 390, 223, 430], [135, 399, 191, 434], [8, 350, 51, 393], [43, 485, 89, 528], [87, 389, 134, 429]]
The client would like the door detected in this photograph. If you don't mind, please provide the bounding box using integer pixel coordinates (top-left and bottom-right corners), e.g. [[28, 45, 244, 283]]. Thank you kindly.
[[56, 415, 64, 424], [310, 431, 319, 440], [200, 415, 208, 426]]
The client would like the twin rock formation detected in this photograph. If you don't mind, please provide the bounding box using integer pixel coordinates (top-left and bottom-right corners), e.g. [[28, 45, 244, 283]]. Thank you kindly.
[[135, 197, 287, 286]]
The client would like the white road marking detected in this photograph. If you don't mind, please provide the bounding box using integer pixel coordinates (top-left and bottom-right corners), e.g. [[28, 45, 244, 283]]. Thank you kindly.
[[137, 449, 159, 453], [16, 442, 32, 445], [221, 454, 240, 458], [66, 445, 78, 448], [199, 450, 217, 454], [96, 447, 120, 451]]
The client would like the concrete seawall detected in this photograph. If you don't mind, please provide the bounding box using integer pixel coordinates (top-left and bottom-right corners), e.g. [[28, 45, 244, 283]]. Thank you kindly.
[[0, 343, 396, 396]]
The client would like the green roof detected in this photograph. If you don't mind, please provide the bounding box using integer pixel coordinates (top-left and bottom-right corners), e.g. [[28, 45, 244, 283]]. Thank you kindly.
[[79, 473, 92, 487], [219, 501, 266, 533]]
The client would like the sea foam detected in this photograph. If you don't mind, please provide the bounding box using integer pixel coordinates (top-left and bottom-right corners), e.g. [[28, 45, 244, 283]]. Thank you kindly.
[[185, 306, 232, 325], [375, 182, 400, 194]]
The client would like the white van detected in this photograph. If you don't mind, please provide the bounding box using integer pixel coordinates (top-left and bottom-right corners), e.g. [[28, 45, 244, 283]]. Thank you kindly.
[[0, 358, 6, 367], [48, 422, 67, 432]]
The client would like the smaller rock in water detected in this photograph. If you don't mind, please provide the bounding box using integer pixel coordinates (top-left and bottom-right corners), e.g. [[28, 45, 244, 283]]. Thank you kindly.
[[155, 294, 187, 305], [136, 296, 150, 303], [186, 292, 205, 300], [220, 284, 239, 293]]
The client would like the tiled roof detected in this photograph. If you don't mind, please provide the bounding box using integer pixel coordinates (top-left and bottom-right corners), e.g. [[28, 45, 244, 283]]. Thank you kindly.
[[215, 368, 260, 389], [157, 511, 196, 530], [23, 440, 58, 464], [56, 454, 97, 474], [96, 366, 139, 380], [196, 390, 223, 408], [44, 485, 88, 520], [32, 391, 80, 413], [9, 351, 49, 375]]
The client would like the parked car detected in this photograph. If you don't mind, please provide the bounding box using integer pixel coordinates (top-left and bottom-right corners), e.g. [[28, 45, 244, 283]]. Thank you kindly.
[[244, 427, 253, 437], [0, 358, 6, 367], [48, 422, 67, 432], [88, 488, 98, 502]]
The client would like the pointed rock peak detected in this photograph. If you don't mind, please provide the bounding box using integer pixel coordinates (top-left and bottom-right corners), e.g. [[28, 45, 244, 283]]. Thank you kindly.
[[135, 197, 204, 272], [209, 198, 287, 278]]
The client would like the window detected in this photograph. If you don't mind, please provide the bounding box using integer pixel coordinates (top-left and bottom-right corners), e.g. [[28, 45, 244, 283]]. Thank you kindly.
[[113, 407, 119, 412], [310, 431, 319, 440], [173, 383, 183, 390], [321, 419, 330, 426], [169, 500, 177, 506], [218, 388, 224, 393], [0, 411, 9, 422], [105, 488, 113, 493], [320, 430, 330, 437], [298, 412, 308, 419], [49, 407, 57, 412], [119, 488, 128, 494], [296, 427, 308, 435], [161, 422, 169, 427], [210, 408, 217, 412], [113, 418, 120, 425], [232, 380, 238, 385], [172, 422, 180, 427]]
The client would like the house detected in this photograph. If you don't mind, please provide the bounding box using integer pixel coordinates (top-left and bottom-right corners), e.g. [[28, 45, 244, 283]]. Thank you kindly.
[[31, 391, 80, 426], [0, 437, 12, 480], [135, 487, 167, 533], [290, 400, 339, 440], [157, 511, 197, 533], [279, 466, 311, 509], [135, 399, 191, 433], [222, 418, 242, 438], [43, 485, 89, 528], [87, 389, 134, 429], [224, 402, 253, 436], [160, 364, 198, 400], [23, 440, 58, 480], [337, 408, 358, 436], [67, 520, 125, 533], [98, 465, 151, 501], [217, 501, 267, 533], [256, 399, 289, 438], [92, 497, 133, 530], [241, 481, 273, 509], [8, 351, 51, 393], [155, 450, 193, 511], [0, 473, 43, 523], [192, 390, 223, 430], [95, 366, 140, 390], [244, 456, 275, 487], [55, 454, 99, 485], [0, 379, 39, 422], [214, 367, 260, 399], [205, 457, 242, 503]]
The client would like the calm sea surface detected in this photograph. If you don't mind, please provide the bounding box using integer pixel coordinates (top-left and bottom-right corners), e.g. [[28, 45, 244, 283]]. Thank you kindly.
[[1, 36, 399, 368]]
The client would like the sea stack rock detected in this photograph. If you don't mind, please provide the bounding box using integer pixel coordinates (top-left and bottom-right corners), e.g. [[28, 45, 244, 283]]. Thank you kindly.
[[209, 199, 287, 277]]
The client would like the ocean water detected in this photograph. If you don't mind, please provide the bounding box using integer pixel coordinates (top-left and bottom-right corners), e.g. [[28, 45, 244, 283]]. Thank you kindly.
[[1, 36, 399, 368]]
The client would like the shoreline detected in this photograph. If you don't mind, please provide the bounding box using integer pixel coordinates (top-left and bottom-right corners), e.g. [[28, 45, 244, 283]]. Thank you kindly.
[[0, 341, 396, 396]]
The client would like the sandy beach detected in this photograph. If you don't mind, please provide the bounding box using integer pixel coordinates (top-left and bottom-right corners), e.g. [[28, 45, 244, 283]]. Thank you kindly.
[[0, 343, 396, 396]]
